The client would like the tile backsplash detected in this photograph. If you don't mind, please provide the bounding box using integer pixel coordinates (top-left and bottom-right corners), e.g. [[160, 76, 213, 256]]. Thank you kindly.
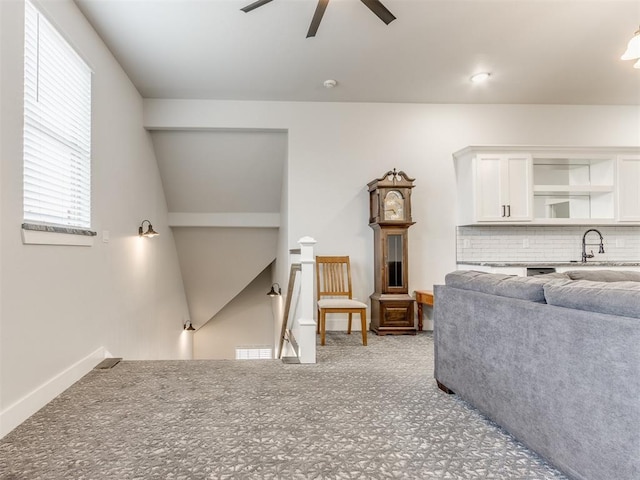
[[457, 225, 640, 263]]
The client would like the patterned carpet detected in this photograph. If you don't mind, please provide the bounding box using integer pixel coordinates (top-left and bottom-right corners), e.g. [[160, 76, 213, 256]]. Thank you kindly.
[[0, 332, 568, 479]]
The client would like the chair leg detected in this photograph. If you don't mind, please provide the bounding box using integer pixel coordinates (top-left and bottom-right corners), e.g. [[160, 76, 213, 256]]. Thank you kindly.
[[316, 308, 320, 334], [360, 310, 367, 346], [347, 313, 352, 334], [320, 311, 326, 346]]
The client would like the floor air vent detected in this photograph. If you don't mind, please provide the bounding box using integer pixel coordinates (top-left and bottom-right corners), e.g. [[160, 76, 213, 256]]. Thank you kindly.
[[235, 346, 272, 360], [94, 358, 122, 369]]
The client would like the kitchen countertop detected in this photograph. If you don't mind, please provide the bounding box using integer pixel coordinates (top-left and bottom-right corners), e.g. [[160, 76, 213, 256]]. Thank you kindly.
[[457, 261, 640, 267]]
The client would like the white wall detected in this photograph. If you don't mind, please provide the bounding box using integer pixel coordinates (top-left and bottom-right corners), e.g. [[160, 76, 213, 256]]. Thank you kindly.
[[0, 0, 5, 426], [144, 100, 640, 307], [0, 0, 189, 436], [171, 227, 278, 327], [274, 134, 290, 333], [193, 265, 274, 360], [150, 129, 285, 332]]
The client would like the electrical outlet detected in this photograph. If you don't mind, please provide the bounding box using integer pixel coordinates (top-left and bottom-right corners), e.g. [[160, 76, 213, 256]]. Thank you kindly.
[[523, 238, 530, 248], [102, 230, 110, 243]]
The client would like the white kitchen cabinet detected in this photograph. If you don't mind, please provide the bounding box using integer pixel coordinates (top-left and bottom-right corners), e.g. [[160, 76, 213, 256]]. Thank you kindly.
[[454, 146, 640, 226], [532, 155, 615, 222], [454, 148, 532, 224], [476, 154, 533, 222], [617, 155, 640, 222]]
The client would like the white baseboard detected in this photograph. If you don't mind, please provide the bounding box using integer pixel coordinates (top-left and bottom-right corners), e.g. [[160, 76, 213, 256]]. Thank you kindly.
[[0, 347, 106, 439]]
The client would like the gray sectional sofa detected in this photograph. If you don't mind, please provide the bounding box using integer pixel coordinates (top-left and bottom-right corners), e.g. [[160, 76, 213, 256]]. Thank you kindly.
[[434, 270, 640, 480]]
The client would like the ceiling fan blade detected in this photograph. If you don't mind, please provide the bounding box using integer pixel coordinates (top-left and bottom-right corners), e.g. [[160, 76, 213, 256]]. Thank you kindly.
[[359, 0, 396, 25], [241, 0, 274, 13], [307, 0, 329, 38]]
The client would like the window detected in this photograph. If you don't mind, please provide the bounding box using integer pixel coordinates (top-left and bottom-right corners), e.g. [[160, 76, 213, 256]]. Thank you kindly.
[[23, 0, 92, 231]]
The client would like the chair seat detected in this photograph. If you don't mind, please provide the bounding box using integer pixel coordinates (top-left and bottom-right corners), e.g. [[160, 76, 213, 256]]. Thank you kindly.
[[318, 298, 367, 309]]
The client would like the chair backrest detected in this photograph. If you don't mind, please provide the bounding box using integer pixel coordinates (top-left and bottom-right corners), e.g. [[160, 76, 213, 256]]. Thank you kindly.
[[316, 256, 353, 300]]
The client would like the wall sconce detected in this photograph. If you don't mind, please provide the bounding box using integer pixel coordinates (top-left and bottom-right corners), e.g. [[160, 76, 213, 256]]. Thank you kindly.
[[184, 320, 195, 331], [138, 219, 159, 237], [621, 26, 640, 69], [267, 283, 281, 297]]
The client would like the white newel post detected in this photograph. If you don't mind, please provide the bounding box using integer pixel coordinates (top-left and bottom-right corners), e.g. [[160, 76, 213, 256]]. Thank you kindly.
[[296, 236, 317, 364]]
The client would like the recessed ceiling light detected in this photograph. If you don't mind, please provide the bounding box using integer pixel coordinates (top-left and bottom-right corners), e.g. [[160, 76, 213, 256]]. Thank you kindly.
[[323, 79, 337, 89], [470, 72, 491, 83]]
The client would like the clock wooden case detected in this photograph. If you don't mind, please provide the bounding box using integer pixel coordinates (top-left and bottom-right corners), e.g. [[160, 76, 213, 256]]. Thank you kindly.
[[367, 169, 416, 335]]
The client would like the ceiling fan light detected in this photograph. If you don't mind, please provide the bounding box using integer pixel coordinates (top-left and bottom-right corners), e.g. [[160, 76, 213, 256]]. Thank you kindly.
[[621, 28, 640, 60]]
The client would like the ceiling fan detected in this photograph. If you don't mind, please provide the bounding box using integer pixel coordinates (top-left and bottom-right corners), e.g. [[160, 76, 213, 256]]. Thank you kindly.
[[241, 0, 396, 38]]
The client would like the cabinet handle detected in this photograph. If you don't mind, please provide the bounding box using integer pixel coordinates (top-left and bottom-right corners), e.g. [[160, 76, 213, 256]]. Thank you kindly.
[[501, 205, 506, 217], [507, 205, 511, 217]]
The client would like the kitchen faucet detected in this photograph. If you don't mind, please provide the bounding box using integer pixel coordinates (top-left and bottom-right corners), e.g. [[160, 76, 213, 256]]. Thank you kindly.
[[581, 228, 605, 263]]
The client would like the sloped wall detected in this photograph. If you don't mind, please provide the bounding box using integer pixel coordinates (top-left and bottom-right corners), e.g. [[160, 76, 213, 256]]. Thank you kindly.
[[0, 0, 189, 437], [150, 129, 286, 350], [150, 130, 286, 215], [193, 264, 275, 360], [171, 227, 278, 327]]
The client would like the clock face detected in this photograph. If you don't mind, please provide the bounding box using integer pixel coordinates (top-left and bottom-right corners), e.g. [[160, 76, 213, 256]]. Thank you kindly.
[[383, 190, 404, 221]]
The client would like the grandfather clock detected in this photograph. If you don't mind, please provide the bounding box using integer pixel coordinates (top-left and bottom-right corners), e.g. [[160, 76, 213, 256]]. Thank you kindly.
[[368, 169, 416, 335]]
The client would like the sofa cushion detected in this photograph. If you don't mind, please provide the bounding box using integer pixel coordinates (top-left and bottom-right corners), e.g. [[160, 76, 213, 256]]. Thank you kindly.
[[564, 269, 640, 282], [444, 270, 567, 303], [544, 279, 640, 319]]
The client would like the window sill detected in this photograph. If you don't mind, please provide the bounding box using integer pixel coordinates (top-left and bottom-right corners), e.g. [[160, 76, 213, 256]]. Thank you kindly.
[[22, 224, 96, 246]]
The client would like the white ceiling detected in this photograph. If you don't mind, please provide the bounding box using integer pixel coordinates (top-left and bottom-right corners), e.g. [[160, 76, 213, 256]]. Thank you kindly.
[[74, 0, 640, 105]]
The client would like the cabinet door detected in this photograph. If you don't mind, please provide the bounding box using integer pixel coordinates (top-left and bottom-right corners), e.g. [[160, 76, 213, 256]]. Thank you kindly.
[[475, 154, 532, 222], [504, 155, 533, 221], [618, 155, 640, 221], [475, 155, 505, 221]]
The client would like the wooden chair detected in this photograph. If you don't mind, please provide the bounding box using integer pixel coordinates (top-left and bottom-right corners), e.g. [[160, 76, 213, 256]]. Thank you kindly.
[[315, 256, 367, 346]]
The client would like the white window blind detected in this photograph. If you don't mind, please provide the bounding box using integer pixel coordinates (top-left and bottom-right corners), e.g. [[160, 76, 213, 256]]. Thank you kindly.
[[23, 0, 92, 229]]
